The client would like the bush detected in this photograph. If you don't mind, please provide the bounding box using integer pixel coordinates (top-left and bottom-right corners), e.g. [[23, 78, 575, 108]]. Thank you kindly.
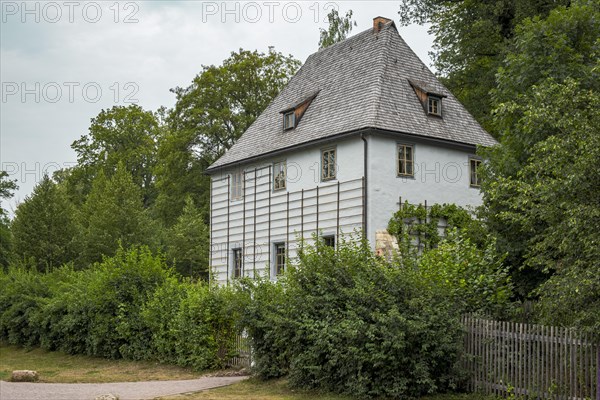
[[0, 245, 243, 371], [242, 237, 465, 398], [417, 229, 514, 319]]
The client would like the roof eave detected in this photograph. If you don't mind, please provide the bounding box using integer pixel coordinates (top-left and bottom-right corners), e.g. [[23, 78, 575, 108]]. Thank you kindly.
[[205, 127, 493, 175]]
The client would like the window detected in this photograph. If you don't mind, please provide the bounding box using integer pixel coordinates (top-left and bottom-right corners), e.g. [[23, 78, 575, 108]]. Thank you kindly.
[[283, 111, 295, 130], [397, 144, 414, 177], [470, 158, 482, 187], [231, 171, 242, 200], [273, 161, 286, 191], [428, 96, 441, 116], [321, 148, 336, 181], [275, 243, 286, 275], [323, 235, 336, 248], [233, 248, 243, 278]]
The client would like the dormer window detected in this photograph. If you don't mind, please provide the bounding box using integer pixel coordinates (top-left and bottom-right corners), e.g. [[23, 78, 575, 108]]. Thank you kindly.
[[408, 79, 446, 118], [283, 111, 296, 130], [280, 90, 319, 131], [428, 96, 441, 116]]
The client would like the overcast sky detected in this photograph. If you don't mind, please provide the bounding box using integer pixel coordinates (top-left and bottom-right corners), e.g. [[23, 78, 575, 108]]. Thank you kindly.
[[1, 1, 433, 214]]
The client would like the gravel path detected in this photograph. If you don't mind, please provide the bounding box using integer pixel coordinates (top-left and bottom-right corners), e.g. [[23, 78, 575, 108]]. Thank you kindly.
[[0, 376, 248, 400]]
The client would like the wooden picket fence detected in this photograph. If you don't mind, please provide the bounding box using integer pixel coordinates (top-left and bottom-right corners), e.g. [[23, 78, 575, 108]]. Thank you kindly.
[[462, 315, 599, 399], [228, 332, 251, 368]]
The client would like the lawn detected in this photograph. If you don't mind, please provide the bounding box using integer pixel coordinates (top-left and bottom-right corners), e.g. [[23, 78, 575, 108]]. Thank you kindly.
[[158, 378, 352, 400], [1, 343, 494, 400], [0, 343, 205, 383], [159, 379, 495, 400]]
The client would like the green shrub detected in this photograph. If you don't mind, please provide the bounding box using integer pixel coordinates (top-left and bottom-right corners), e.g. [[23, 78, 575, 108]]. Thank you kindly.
[[416, 229, 514, 318], [243, 237, 464, 398], [0, 266, 49, 347]]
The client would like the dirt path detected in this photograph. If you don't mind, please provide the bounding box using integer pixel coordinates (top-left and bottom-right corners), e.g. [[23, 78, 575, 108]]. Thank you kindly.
[[0, 376, 248, 400]]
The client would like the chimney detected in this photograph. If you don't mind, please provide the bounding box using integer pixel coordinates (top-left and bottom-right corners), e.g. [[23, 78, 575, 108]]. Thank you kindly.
[[373, 16, 392, 33]]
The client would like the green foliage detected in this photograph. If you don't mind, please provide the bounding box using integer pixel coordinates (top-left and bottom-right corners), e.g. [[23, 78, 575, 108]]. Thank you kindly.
[[319, 9, 356, 49], [0, 246, 243, 370], [398, 0, 570, 130], [490, 1, 600, 176], [0, 266, 49, 347], [70, 105, 160, 206], [0, 171, 18, 268], [11, 176, 77, 272], [169, 49, 301, 163], [242, 238, 465, 398], [417, 230, 513, 318], [78, 163, 157, 266], [165, 196, 210, 279], [387, 202, 485, 251]]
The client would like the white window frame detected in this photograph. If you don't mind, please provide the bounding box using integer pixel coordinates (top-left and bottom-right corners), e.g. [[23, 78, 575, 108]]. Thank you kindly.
[[321, 148, 337, 181], [397, 144, 414, 177], [230, 171, 243, 201], [469, 158, 482, 188], [283, 111, 295, 130], [273, 161, 286, 191], [428, 96, 442, 116]]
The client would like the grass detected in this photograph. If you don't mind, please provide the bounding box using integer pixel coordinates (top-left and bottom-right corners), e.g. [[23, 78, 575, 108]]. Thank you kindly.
[[0, 344, 496, 400], [159, 379, 497, 400], [158, 378, 353, 400], [0, 344, 205, 383]]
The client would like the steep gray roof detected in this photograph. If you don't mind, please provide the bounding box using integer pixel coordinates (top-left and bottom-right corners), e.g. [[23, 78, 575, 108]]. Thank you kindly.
[[207, 21, 497, 172]]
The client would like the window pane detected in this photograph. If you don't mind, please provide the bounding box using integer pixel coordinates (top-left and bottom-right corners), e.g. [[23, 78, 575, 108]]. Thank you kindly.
[[406, 146, 412, 161], [406, 161, 413, 175]]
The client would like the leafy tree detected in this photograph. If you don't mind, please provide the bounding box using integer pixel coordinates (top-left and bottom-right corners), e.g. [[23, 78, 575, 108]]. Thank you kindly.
[[483, 79, 599, 299], [78, 163, 156, 266], [11, 176, 77, 272], [165, 196, 210, 279], [0, 171, 18, 268], [153, 127, 210, 226], [70, 105, 160, 206], [168, 49, 301, 164], [490, 2, 600, 176], [318, 9, 356, 49], [480, 2, 600, 297], [397, 0, 570, 130]]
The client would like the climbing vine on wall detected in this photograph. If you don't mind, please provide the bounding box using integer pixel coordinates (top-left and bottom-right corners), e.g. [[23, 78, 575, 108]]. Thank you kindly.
[[387, 202, 483, 250]]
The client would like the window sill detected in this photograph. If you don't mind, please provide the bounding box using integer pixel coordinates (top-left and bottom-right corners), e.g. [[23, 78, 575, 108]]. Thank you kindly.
[[396, 174, 415, 180]]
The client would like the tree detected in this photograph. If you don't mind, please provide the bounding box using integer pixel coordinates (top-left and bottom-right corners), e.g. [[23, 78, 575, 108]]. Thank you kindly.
[[0, 171, 18, 268], [11, 176, 77, 272], [154, 49, 300, 226], [480, 2, 600, 297], [168, 49, 301, 164], [397, 0, 571, 131], [70, 105, 160, 207], [78, 163, 156, 266], [318, 9, 356, 49], [165, 196, 210, 279]]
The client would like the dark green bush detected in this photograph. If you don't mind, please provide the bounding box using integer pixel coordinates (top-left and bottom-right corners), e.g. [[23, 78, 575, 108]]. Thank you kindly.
[[0, 245, 242, 370], [242, 237, 465, 398]]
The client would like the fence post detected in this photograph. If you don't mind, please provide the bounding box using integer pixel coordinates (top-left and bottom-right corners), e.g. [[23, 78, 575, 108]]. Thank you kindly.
[[596, 345, 600, 400]]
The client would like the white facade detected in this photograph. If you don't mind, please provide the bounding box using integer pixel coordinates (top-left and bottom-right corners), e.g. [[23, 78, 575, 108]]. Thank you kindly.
[[209, 132, 482, 285]]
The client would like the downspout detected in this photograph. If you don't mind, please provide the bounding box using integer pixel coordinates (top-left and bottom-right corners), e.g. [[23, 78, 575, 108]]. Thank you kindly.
[[361, 133, 368, 238]]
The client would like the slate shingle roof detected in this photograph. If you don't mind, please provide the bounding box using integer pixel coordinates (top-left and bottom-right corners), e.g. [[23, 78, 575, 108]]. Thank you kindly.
[[207, 21, 497, 172]]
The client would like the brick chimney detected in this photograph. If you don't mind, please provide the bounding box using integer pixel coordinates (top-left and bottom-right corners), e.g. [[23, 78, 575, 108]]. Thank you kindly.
[[373, 16, 392, 33]]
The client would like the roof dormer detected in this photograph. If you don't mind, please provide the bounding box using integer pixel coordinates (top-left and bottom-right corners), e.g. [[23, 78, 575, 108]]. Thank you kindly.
[[280, 91, 319, 131], [408, 79, 447, 118]]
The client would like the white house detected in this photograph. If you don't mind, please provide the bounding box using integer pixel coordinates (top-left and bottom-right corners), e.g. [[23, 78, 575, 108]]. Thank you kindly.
[[205, 17, 497, 284]]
